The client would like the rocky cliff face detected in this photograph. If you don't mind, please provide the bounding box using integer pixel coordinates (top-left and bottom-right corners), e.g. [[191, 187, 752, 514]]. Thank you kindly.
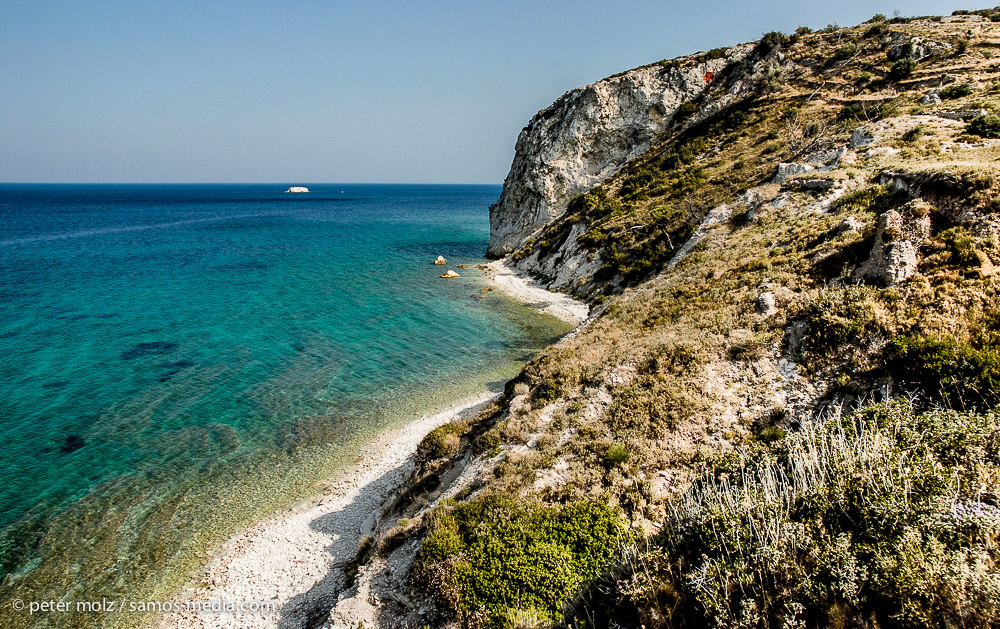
[[487, 52, 748, 257], [322, 17, 1000, 628]]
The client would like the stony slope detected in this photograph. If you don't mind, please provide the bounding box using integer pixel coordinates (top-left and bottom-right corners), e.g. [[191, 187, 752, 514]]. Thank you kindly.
[[326, 12, 1000, 628]]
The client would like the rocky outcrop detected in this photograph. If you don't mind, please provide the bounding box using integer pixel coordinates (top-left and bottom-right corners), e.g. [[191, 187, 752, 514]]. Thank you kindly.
[[856, 200, 931, 285], [508, 222, 604, 297], [487, 48, 754, 257], [886, 34, 951, 61]]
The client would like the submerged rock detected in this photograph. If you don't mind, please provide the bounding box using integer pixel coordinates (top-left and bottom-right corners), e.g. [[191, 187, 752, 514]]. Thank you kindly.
[[121, 341, 178, 360], [60, 435, 85, 454]]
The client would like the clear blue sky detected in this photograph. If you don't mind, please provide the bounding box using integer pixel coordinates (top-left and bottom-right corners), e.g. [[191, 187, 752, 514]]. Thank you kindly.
[[0, 0, 976, 183]]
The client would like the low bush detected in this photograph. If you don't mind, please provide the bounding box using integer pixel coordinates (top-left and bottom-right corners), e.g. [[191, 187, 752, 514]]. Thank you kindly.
[[889, 57, 918, 81], [675, 102, 697, 122], [940, 83, 973, 99], [608, 375, 699, 438], [832, 43, 857, 61], [800, 285, 895, 356], [836, 99, 899, 122], [757, 31, 790, 54], [416, 496, 628, 628], [603, 443, 633, 466], [575, 401, 1000, 627], [937, 225, 979, 267], [887, 331, 1000, 410], [901, 124, 926, 142], [967, 114, 1000, 139], [831, 184, 908, 215], [417, 421, 466, 462], [567, 186, 626, 222]]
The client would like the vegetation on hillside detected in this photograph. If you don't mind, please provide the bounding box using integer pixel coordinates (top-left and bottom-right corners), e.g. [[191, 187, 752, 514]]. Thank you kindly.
[[347, 11, 1000, 627]]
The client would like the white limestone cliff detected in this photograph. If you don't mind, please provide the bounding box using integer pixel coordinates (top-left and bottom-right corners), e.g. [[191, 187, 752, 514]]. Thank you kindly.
[[486, 49, 753, 257]]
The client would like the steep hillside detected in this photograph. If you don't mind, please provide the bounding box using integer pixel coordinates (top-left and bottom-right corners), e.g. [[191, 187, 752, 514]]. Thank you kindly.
[[328, 12, 1000, 628]]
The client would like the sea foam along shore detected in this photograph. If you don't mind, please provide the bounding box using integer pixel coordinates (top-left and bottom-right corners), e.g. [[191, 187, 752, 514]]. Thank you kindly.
[[157, 267, 589, 629]]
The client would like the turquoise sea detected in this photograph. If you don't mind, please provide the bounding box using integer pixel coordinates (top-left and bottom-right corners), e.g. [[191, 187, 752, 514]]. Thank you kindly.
[[0, 184, 568, 627]]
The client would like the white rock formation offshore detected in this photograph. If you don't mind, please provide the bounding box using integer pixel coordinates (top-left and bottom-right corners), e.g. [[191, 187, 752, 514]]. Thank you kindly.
[[285, 186, 310, 193], [487, 49, 752, 257]]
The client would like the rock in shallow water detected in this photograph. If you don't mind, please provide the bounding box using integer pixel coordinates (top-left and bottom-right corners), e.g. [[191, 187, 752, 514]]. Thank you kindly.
[[60, 435, 85, 454], [120, 341, 178, 360]]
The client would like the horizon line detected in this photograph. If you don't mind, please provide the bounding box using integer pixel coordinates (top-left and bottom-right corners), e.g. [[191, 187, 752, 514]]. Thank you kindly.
[[0, 181, 502, 186]]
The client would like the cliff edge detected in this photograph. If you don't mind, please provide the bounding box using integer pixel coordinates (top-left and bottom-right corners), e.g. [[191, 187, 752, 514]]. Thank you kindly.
[[325, 12, 1000, 628], [487, 50, 748, 257]]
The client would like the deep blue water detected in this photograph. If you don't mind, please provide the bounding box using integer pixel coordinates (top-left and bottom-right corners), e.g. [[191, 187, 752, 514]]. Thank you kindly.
[[0, 184, 566, 610]]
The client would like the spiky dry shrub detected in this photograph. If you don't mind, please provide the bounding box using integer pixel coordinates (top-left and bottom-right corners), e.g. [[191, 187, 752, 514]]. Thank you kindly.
[[573, 400, 1000, 628]]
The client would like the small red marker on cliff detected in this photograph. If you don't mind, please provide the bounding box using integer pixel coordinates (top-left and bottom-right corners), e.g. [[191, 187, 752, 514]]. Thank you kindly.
[[704, 71, 715, 83]]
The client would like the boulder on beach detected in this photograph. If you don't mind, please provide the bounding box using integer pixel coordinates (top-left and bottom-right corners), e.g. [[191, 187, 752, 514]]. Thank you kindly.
[[433, 255, 447, 265], [440, 269, 460, 278]]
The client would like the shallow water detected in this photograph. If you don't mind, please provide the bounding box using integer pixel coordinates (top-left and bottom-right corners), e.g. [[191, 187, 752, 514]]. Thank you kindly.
[[0, 184, 568, 627]]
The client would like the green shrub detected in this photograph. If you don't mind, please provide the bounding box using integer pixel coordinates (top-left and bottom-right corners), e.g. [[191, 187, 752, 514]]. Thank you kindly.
[[801, 285, 894, 356], [889, 57, 918, 81], [833, 43, 857, 60], [938, 225, 979, 267], [940, 83, 973, 99], [864, 23, 887, 38], [704, 47, 728, 60], [576, 401, 1000, 628], [836, 99, 899, 122], [567, 186, 625, 221], [675, 102, 697, 122], [417, 422, 466, 462], [757, 31, 790, 54], [752, 424, 786, 444], [901, 124, 926, 142], [887, 332, 1000, 410], [416, 496, 628, 628], [967, 114, 1000, 139], [608, 375, 699, 437], [577, 225, 604, 248], [603, 443, 632, 466], [831, 184, 908, 215]]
